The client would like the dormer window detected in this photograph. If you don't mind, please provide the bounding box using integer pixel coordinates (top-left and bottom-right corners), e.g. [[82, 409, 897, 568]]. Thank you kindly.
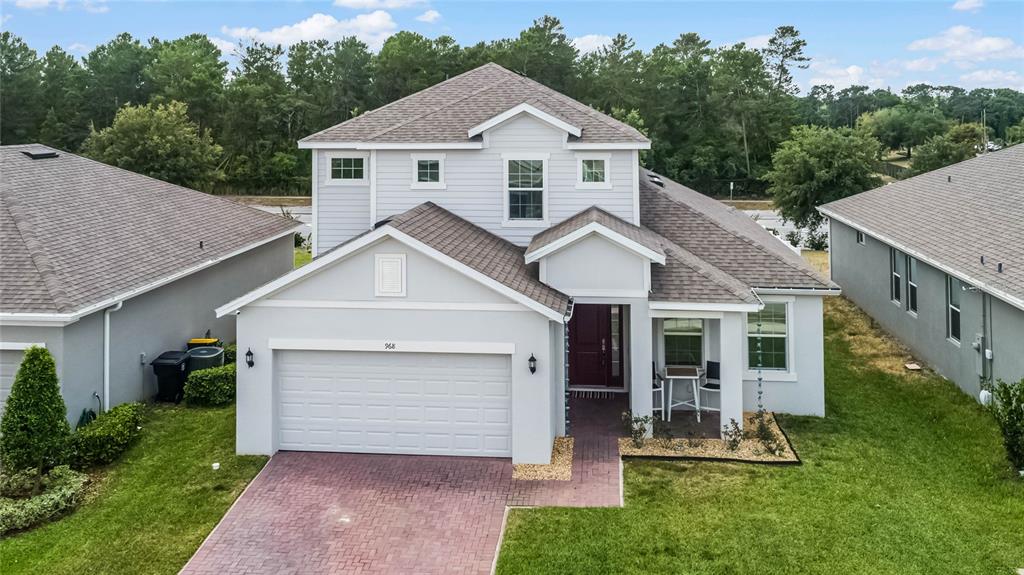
[[503, 154, 548, 226], [327, 152, 368, 185], [411, 154, 445, 190], [575, 153, 611, 189]]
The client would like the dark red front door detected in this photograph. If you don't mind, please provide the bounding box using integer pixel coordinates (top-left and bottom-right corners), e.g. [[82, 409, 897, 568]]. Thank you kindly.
[[569, 304, 614, 387]]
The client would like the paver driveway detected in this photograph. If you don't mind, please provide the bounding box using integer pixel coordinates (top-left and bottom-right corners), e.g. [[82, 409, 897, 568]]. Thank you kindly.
[[182, 398, 622, 575]]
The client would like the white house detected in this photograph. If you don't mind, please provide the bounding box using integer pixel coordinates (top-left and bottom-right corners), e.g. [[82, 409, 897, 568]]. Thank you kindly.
[[219, 63, 839, 464]]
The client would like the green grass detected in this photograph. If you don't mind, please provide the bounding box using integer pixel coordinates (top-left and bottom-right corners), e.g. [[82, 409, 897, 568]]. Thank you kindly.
[[294, 247, 312, 268], [0, 405, 266, 575], [497, 300, 1024, 575]]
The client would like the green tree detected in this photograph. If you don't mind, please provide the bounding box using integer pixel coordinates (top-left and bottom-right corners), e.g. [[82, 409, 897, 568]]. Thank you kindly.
[[373, 32, 446, 103], [495, 15, 577, 93], [0, 32, 43, 144], [579, 34, 645, 113], [38, 46, 90, 151], [0, 347, 70, 493], [288, 36, 373, 133], [762, 25, 810, 95], [82, 101, 223, 190], [145, 34, 227, 132], [1005, 119, 1024, 145], [83, 33, 152, 129], [765, 125, 882, 228], [858, 105, 947, 157], [910, 134, 976, 175]]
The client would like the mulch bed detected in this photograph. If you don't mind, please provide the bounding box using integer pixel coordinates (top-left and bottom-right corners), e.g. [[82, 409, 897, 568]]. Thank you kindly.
[[513, 437, 573, 481], [619, 412, 800, 465]]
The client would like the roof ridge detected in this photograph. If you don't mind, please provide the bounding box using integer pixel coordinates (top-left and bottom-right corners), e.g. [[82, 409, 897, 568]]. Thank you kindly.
[[2, 189, 74, 312]]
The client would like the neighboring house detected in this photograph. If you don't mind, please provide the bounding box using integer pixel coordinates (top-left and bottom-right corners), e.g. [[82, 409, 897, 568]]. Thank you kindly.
[[220, 63, 838, 464], [820, 146, 1024, 401], [0, 145, 299, 423]]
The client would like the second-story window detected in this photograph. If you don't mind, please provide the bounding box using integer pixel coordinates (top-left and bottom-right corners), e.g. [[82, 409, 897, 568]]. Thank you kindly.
[[411, 154, 445, 189], [576, 153, 611, 189], [506, 158, 546, 222], [328, 154, 367, 184]]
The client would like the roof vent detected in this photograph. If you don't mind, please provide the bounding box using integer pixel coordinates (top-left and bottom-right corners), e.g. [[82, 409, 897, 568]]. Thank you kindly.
[[648, 175, 665, 187], [947, 175, 952, 183], [997, 263, 1004, 273], [21, 150, 59, 160]]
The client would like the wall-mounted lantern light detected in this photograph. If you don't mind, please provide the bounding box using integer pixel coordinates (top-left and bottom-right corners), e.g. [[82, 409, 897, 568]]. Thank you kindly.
[[245, 348, 255, 368], [528, 353, 537, 374]]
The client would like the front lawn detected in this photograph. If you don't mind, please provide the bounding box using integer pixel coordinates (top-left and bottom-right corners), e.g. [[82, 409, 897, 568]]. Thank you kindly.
[[0, 405, 266, 575], [498, 297, 1024, 574]]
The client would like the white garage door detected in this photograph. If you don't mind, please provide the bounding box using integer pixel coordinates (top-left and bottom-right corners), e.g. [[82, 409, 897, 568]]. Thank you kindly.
[[276, 350, 512, 457], [0, 350, 24, 415]]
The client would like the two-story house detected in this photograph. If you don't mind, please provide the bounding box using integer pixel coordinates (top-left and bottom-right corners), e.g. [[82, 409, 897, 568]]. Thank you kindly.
[[219, 63, 838, 464]]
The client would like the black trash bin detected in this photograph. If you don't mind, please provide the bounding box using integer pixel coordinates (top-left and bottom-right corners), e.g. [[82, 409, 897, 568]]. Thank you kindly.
[[151, 351, 189, 403]]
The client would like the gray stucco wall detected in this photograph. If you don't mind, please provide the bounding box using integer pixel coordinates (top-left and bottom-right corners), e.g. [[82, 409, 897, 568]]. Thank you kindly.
[[830, 219, 1024, 398], [1, 234, 293, 425]]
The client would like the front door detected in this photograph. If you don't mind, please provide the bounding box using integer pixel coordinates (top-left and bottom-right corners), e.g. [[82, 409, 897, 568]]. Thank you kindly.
[[569, 304, 622, 388]]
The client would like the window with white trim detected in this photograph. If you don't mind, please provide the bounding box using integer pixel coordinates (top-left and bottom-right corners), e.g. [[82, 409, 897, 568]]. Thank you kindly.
[[856, 230, 866, 245], [947, 275, 961, 343], [506, 159, 545, 221], [375, 254, 406, 297], [890, 248, 902, 304], [747, 302, 788, 370], [906, 256, 918, 314], [575, 153, 611, 188], [411, 154, 445, 189], [328, 155, 367, 184], [664, 319, 703, 366]]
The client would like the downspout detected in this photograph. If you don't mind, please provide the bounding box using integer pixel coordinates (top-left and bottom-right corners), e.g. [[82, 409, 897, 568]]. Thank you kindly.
[[103, 301, 123, 412], [563, 299, 575, 436]]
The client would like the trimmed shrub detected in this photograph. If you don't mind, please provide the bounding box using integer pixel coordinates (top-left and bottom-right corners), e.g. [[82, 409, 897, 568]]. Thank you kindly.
[[69, 403, 144, 470], [0, 465, 88, 535], [989, 378, 1024, 470], [184, 363, 237, 406], [0, 347, 70, 492], [223, 343, 237, 365]]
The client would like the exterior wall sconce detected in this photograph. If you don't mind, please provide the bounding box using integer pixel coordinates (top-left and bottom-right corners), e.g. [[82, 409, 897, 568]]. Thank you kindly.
[[528, 353, 537, 374], [245, 348, 255, 368]]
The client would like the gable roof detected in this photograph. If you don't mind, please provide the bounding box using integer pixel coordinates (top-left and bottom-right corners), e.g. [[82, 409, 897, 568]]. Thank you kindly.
[[525, 206, 666, 264], [639, 169, 837, 294], [300, 63, 649, 147], [219, 202, 571, 320], [819, 145, 1024, 310], [1, 144, 300, 318]]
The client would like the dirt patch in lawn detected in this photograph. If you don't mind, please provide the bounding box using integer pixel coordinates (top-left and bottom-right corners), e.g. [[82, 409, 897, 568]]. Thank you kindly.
[[826, 297, 927, 378], [513, 437, 573, 481], [619, 412, 798, 464]]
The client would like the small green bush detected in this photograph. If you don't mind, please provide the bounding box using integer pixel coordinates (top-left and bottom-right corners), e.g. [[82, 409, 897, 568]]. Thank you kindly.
[[184, 363, 237, 406], [0, 465, 88, 535], [68, 403, 144, 470], [223, 343, 237, 365], [989, 378, 1024, 470]]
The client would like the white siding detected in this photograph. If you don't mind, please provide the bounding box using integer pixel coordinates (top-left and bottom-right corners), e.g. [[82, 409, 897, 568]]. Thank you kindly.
[[314, 114, 637, 250]]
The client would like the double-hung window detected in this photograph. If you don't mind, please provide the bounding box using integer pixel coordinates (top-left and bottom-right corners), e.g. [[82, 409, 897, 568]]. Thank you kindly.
[[906, 256, 918, 314], [575, 153, 611, 189], [505, 156, 546, 224], [947, 275, 962, 343], [747, 302, 788, 370], [664, 319, 703, 366], [327, 153, 367, 184], [411, 154, 445, 189], [890, 248, 902, 304]]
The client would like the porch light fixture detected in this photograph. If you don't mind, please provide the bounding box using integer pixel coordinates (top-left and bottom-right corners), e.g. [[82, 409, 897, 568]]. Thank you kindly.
[[245, 348, 255, 368], [528, 354, 537, 374]]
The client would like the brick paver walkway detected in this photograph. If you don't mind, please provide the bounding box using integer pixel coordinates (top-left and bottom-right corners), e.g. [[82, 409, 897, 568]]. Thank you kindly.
[[181, 398, 623, 575]]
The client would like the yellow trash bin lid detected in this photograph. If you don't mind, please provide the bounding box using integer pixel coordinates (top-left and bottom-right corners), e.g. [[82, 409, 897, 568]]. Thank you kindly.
[[188, 338, 219, 347]]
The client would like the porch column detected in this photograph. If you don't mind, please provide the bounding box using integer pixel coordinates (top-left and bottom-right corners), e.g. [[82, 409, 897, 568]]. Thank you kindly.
[[629, 301, 653, 422], [719, 311, 745, 434]]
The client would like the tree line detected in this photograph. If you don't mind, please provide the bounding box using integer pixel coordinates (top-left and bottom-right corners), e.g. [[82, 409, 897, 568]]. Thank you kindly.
[[2, 17, 1023, 201]]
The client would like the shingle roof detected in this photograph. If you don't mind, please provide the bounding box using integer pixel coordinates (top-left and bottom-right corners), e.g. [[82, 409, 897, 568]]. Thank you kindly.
[[1, 144, 299, 315], [819, 145, 1024, 308], [526, 206, 666, 260], [382, 202, 571, 316], [639, 169, 836, 293], [301, 63, 649, 145]]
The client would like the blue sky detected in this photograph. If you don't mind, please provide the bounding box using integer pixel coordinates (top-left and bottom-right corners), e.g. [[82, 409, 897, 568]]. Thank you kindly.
[[3, 0, 1023, 92]]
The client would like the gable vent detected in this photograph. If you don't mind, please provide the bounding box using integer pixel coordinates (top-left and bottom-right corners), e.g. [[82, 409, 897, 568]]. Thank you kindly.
[[375, 254, 406, 297], [21, 150, 59, 160]]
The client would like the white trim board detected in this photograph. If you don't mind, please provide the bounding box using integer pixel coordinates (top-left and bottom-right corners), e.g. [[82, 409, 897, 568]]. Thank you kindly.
[[820, 209, 1024, 312], [249, 300, 530, 312], [753, 287, 842, 296], [649, 301, 762, 313], [298, 142, 484, 150], [468, 103, 582, 138], [0, 342, 46, 351], [268, 338, 515, 355], [565, 142, 651, 150], [524, 221, 666, 265], [0, 226, 301, 327]]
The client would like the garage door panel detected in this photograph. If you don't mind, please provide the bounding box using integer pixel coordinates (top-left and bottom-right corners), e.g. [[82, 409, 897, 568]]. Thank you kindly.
[[275, 350, 512, 457]]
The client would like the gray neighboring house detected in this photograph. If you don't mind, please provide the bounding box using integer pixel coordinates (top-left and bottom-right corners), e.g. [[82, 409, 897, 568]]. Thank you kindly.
[[820, 145, 1024, 401], [0, 144, 299, 423]]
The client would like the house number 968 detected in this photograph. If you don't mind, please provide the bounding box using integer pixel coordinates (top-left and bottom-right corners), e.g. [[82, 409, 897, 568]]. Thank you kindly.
[[384, 342, 396, 350]]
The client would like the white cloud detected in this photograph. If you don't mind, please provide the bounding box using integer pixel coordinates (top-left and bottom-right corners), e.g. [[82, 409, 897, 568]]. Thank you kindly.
[[960, 69, 1024, 89], [908, 26, 1024, 64], [415, 9, 440, 23], [571, 34, 612, 55], [738, 34, 772, 50], [210, 37, 236, 56], [66, 42, 90, 53], [333, 0, 422, 8], [952, 0, 983, 11], [14, 0, 66, 9], [807, 58, 886, 90], [221, 11, 397, 50], [1, 14, 11, 25], [903, 57, 940, 72], [81, 0, 108, 13]]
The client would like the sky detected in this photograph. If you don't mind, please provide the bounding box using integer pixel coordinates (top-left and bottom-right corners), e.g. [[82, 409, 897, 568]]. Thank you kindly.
[[2, 0, 1023, 93]]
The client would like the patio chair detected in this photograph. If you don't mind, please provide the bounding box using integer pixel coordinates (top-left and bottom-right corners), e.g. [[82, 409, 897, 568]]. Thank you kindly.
[[697, 361, 722, 420], [652, 368, 666, 420]]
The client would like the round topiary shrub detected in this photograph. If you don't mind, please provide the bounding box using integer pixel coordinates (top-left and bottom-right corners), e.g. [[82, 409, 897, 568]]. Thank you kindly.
[[0, 346, 70, 494]]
